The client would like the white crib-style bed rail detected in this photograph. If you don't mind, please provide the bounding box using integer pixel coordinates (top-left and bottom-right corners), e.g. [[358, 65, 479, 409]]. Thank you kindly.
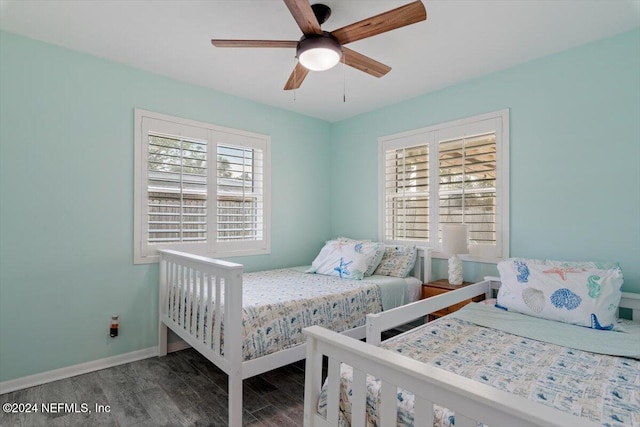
[[303, 324, 600, 427], [157, 249, 245, 425], [158, 247, 432, 427], [304, 278, 640, 427]]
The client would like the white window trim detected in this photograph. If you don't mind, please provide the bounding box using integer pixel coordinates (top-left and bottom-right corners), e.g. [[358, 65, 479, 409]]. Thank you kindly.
[[134, 109, 271, 264], [378, 109, 509, 263]]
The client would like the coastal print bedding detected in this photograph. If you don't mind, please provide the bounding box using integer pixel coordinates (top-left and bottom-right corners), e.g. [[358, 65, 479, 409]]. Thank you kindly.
[[318, 305, 640, 427], [497, 258, 623, 330], [169, 268, 385, 361]]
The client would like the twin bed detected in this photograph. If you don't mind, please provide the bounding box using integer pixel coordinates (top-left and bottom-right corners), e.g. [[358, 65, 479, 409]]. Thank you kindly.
[[157, 243, 429, 426], [303, 266, 640, 427]]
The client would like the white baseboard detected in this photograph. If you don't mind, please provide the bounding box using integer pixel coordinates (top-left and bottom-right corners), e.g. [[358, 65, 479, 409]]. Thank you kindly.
[[0, 340, 191, 395]]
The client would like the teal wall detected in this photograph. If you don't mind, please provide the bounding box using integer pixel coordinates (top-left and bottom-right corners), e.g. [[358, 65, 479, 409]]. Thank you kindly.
[[330, 29, 640, 289], [1, 28, 639, 383], [0, 32, 331, 382]]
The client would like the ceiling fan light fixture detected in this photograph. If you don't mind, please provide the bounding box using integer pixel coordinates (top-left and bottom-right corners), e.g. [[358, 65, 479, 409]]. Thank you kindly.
[[297, 34, 342, 72]]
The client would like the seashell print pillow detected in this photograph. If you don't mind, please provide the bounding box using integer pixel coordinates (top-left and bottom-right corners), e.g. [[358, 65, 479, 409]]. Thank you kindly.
[[373, 245, 417, 278], [496, 258, 623, 330], [307, 240, 383, 280]]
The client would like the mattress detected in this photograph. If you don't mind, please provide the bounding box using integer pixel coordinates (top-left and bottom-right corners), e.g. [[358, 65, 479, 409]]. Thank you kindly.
[[169, 268, 415, 361], [318, 303, 640, 427]]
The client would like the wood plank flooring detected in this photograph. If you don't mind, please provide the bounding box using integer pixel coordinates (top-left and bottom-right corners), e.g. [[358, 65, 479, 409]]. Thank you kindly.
[[0, 327, 408, 427], [0, 348, 307, 427]]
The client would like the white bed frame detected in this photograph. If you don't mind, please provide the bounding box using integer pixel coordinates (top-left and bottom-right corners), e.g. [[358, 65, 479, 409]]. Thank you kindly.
[[303, 277, 640, 427], [157, 247, 431, 426]]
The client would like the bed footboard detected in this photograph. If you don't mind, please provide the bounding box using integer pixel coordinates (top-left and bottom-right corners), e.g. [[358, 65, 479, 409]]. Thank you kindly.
[[302, 325, 599, 427], [157, 249, 244, 426]]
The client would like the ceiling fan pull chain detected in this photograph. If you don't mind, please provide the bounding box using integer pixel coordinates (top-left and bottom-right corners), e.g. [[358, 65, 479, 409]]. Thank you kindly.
[[293, 57, 297, 101], [342, 52, 346, 103]]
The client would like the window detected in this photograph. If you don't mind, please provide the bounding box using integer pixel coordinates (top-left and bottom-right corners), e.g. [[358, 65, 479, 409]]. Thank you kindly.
[[134, 110, 270, 264], [379, 110, 509, 260]]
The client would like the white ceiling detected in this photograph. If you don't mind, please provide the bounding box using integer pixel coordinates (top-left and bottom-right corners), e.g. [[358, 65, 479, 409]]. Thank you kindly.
[[1, 0, 639, 122]]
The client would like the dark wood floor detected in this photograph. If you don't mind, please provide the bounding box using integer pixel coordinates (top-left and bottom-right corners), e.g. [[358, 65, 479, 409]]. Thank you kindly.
[[0, 348, 307, 427]]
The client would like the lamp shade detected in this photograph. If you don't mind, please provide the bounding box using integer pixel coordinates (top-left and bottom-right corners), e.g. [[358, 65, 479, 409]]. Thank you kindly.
[[297, 34, 342, 71], [442, 224, 469, 255]]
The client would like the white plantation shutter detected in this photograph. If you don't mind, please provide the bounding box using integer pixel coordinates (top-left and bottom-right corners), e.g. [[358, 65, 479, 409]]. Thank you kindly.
[[379, 110, 508, 259], [216, 143, 264, 242], [134, 110, 270, 263], [147, 133, 208, 243], [383, 144, 429, 241], [438, 133, 496, 245]]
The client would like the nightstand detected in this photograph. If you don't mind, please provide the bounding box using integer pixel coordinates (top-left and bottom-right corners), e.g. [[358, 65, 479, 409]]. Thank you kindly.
[[422, 279, 485, 321]]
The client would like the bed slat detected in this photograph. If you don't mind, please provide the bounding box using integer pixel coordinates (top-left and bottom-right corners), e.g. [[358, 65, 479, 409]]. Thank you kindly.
[[167, 262, 173, 322], [178, 266, 189, 329], [204, 274, 212, 346], [190, 269, 198, 335], [173, 262, 179, 322], [326, 357, 341, 426], [213, 275, 222, 355], [380, 381, 396, 426], [188, 268, 194, 333], [413, 397, 432, 427], [197, 271, 205, 339], [351, 368, 366, 427], [184, 267, 189, 331], [176, 263, 180, 319]]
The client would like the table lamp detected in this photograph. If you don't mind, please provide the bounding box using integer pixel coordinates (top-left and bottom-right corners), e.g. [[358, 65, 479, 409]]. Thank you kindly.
[[442, 224, 469, 285]]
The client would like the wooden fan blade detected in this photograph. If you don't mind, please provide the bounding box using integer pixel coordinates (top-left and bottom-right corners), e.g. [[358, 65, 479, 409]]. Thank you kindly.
[[342, 47, 391, 78], [282, 0, 322, 35], [284, 62, 310, 90], [211, 40, 298, 48], [331, 0, 426, 45]]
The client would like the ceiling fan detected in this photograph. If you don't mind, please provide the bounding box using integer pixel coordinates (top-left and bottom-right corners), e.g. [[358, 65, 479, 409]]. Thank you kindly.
[[211, 0, 427, 90]]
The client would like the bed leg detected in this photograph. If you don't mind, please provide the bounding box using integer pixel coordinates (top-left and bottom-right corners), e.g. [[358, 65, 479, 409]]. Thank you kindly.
[[228, 375, 243, 426], [158, 256, 168, 357], [303, 336, 322, 427], [158, 322, 167, 357]]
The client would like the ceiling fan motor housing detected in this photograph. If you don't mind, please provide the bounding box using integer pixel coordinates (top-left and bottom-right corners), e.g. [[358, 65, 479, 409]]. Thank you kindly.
[[296, 32, 342, 71]]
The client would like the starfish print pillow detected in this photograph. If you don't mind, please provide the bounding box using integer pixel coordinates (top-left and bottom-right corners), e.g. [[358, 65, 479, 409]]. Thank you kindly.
[[307, 240, 383, 280], [496, 258, 623, 330]]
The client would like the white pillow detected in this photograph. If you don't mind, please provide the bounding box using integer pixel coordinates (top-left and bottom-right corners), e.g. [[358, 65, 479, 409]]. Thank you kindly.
[[373, 245, 417, 278], [307, 240, 383, 280], [335, 237, 385, 276], [496, 258, 623, 330]]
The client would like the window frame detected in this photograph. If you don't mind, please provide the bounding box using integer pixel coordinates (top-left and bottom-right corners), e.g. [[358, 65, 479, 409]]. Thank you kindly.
[[378, 109, 509, 262], [134, 109, 271, 264]]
